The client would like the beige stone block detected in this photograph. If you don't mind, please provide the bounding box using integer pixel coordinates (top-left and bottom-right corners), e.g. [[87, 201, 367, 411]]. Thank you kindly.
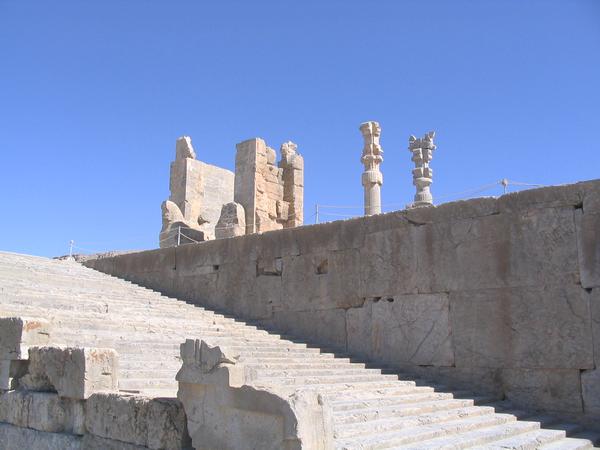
[[271, 308, 346, 351], [19, 346, 118, 400], [359, 226, 419, 297], [0, 391, 84, 435], [497, 183, 584, 213], [592, 288, 600, 367], [404, 196, 500, 224], [346, 303, 372, 360], [280, 250, 362, 311], [420, 207, 579, 292], [81, 434, 147, 450], [0, 423, 82, 450], [451, 285, 593, 369], [177, 340, 332, 450], [371, 294, 454, 367], [502, 368, 583, 413], [0, 316, 51, 360], [576, 201, 600, 288], [581, 369, 600, 415], [85, 393, 191, 450]]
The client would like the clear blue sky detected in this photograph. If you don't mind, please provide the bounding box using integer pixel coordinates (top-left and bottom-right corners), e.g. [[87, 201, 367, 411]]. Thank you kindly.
[[1, 0, 599, 257]]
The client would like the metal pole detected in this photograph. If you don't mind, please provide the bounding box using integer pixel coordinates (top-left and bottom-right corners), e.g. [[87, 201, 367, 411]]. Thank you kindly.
[[315, 204, 319, 224], [177, 226, 181, 246], [501, 178, 509, 194], [69, 240, 74, 258]]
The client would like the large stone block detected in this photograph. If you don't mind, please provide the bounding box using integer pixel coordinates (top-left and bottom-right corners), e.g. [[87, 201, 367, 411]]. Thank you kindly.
[[270, 308, 347, 351], [581, 369, 600, 416], [177, 340, 333, 450], [593, 288, 600, 366], [81, 434, 149, 450], [359, 226, 419, 297], [0, 422, 82, 450], [502, 368, 583, 413], [85, 393, 191, 450], [497, 183, 584, 213], [19, 346, 118, 399], [0, 316, 51, 360], [576, 190, 600, 288], [346, 295, 454, 367], [280, 249, 362, 312], [346, 303, 372, 360], [420, 207, 579, 292], [451, 285, 593, 369], [371, 294, 454, 367], [0, 391, 84, 434]]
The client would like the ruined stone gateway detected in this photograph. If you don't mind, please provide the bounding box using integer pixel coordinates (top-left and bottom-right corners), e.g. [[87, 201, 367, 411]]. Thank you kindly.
[[1, 179, 600, 449], [160, 135, 304, 247]]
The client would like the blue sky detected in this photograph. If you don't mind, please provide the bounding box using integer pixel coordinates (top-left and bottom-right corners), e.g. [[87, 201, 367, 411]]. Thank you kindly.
[[1, 0, 599, 257]]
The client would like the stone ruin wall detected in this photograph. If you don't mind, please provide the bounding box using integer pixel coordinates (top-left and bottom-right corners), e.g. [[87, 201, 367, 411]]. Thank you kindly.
[[87, 179, 600, 424], [160, 136, 303, 246]]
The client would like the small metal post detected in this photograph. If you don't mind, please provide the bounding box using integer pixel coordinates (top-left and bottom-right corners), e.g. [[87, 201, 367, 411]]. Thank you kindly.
[[69, 240, 74, 258], [177, 226, 181, 246], [315, 204, 319, 224]]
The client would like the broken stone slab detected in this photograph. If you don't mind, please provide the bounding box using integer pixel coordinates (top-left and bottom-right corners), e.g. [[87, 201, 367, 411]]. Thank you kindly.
[[177, 339, 334, 450], [215, 202, 246, 239], [17, 346, 118, 400], [85, 393, 191, 450], [0, 390, 85, 435], [0, 316, 51, 360]]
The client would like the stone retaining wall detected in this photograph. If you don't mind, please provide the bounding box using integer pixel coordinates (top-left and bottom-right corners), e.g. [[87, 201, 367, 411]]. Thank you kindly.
[[84, 180, 600, 423]]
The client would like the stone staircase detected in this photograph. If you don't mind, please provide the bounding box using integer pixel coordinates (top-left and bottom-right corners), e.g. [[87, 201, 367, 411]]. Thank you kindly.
[[0, 251, 598, 449]]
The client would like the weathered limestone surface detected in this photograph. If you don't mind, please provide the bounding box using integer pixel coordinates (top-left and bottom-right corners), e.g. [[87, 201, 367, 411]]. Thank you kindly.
[[347, 294, 454, 368], [160, 136, 235, 246], [0, 390, 85, 434], [0, 316, 51, 360], [18, 346, 118, 399], [215, 202, 246, 239], [176, 339, 333, 450], [85, 393, 191, 450], [0, 422, 82, 450], [233, 138, 304, 235], [85, 179, 600, 421]]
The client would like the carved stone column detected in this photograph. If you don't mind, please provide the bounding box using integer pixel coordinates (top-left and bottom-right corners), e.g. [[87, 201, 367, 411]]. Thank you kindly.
[[360, 121, 383, 216], [408, 131, 436, 207]]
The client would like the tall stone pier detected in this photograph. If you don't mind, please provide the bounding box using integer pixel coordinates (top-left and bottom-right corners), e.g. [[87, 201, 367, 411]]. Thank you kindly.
[[360, 121, 383, 216]]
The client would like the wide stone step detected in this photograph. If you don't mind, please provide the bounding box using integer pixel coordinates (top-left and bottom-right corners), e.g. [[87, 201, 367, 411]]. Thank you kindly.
[[334, 413, 521, 449], [255, 373, 400, 386], [249, 367, 383, 378], [245, 361, 368, 370], [330, 391, 456, 411], [539, 437, 595, 449], [334, 405, 496, 439], [333, 399, 477, 425], [119, 378, 176, 390], [469, 427, 578, 449], [395, 419, 543, 450], [324, 385, 435, 401]]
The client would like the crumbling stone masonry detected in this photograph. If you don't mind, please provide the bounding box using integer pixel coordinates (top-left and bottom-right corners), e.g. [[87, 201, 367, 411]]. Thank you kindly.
[[159, 136, 235, 246], [229, 138, 304, 236], [160, 136, 304, 246]]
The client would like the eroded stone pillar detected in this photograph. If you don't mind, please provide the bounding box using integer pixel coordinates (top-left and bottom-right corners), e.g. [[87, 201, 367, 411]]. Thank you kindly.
[[279, 141, 304, 228], [360, 121, 383, 216], [408, 131, 436, 208]]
